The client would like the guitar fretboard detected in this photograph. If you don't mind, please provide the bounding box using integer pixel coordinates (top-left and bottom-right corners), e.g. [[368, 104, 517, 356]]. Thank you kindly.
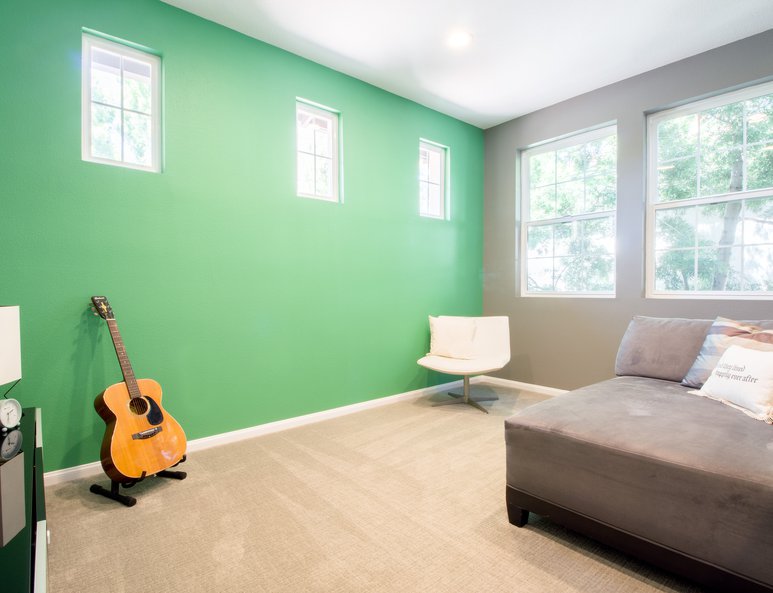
[[106, 319, 142, 400]]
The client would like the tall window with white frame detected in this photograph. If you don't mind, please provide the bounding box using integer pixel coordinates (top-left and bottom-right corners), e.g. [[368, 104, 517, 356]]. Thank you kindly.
[[296, 101, 340, 202], [81, 33, 161, 172], [521, 126, 617, 296], [419, 140, 448, 219], [647, 81, 773, 298]]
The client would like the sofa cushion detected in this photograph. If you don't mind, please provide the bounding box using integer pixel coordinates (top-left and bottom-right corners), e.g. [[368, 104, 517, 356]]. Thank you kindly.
[[681, 317, 773, 388], [505, 376, 773, 585], [614, 316, 712, 381], [690, 345, 773, 423]]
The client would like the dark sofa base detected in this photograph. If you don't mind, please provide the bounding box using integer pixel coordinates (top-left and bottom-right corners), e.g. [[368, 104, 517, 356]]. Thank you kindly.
[[507, 486, 773, 593]]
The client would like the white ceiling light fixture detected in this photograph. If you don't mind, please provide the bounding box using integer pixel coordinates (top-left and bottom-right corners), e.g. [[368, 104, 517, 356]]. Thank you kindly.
[[446, 29, 473, 50]]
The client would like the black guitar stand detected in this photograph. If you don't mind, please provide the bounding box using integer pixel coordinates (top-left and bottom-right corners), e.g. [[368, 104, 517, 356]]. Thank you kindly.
[[90, 455, 187, 507]]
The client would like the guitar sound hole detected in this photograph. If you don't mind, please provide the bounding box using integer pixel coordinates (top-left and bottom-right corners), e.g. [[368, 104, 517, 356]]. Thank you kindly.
[[129, 398, 150, 415]]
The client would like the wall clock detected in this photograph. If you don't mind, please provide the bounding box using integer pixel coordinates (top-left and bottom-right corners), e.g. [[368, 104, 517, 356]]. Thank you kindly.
[[0, 398, 22, 430], [0, 429, 22, 461]]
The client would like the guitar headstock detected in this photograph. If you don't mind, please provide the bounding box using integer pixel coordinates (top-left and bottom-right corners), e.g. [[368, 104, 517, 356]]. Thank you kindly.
[[91, 296, 115, 320]]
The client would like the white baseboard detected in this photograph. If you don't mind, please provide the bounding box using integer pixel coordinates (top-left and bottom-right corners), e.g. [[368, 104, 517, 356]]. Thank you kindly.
[[44, 379, 464, 486], [473, 375, 568, 397], [184, 379, 463, 453], [44, 376, 564, 486], [44, 461, 104, 486]]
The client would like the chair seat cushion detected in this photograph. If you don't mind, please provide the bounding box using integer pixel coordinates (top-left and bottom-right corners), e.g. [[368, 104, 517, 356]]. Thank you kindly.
[[417, 355, 508, 376]]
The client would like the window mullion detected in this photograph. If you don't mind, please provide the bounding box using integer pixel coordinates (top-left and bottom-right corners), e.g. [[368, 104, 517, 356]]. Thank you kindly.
[[742, 101, 748, 193], [530, 210, 614, 227], [695, 113, 702, 199], [119, 55, 125, 163], [740, 200, 746, 291]]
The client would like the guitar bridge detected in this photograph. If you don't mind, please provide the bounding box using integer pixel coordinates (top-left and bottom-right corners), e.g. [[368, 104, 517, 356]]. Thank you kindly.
[[132, 426, 164, 440]]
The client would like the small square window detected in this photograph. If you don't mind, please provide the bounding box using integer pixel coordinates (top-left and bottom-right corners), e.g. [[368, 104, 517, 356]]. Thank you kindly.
[[419, 140, 448, 218], [296, 101, 340, 202], [81, 33, 161, 172]]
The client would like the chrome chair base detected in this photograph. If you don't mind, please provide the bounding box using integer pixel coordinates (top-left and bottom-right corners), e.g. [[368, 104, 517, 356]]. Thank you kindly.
[[433, 376, 499, 414]]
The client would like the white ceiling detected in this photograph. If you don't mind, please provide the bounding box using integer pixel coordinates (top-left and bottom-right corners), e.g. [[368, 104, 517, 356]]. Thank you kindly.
[[161, 0, 773, 129]]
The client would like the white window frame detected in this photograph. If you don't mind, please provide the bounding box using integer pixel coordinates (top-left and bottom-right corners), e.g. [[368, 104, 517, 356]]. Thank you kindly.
[[520, 125, 617, 297], [646, 81, 773, 299], [81, 33, 162, 172], [295, 100, 341, 203], [419, 140, 449, 219]]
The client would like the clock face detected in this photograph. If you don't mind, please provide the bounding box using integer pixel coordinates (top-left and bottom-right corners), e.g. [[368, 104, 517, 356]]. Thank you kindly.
[[0, 429, 22, 460], [0, 398, 22, 429]]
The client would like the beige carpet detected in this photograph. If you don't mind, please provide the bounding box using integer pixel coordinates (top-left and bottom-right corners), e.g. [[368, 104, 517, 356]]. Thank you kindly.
[[46, 382, 704, 593]]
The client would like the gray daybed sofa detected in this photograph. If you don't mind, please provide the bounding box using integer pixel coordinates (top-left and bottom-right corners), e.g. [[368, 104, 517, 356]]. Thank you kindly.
[[505, 317, 773, 592]]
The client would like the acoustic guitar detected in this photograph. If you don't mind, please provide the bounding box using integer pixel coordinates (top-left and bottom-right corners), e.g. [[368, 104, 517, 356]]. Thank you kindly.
[[91, 296, 186, 484]]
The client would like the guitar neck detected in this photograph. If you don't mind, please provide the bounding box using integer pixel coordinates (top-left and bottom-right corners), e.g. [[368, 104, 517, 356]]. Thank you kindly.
[[106, 319, 142, 399]]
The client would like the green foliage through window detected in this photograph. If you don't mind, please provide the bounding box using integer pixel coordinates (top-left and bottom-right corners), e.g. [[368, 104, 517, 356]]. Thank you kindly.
[[522, 127, 617, 295], [650, 82, 773, 297], [296, 102, 339, 202], [82, 34, 159, 171]]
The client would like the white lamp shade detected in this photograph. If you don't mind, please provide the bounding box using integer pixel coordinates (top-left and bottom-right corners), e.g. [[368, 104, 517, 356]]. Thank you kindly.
[[0, 306, 22, 386]]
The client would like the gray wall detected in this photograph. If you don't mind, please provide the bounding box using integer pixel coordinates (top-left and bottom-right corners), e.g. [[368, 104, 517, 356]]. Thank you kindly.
[[484, 29, 773, 390]]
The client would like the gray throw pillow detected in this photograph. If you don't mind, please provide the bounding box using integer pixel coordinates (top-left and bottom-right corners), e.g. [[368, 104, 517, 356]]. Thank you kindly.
[[615, 316, 713, 382]]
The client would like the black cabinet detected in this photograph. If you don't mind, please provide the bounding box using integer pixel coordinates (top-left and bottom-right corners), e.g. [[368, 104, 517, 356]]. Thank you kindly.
[[0, 408, 46, 593]]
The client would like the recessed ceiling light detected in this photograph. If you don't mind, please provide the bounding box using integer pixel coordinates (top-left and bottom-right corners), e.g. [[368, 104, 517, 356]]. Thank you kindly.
[[446, 30, 473, 50]]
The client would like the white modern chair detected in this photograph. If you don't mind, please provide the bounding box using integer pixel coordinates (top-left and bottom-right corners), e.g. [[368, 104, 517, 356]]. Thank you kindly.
[[417, 316, 510, 413]]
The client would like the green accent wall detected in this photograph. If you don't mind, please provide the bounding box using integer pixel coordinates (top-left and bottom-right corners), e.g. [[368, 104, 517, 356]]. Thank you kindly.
[[0, 0, 484, 471]]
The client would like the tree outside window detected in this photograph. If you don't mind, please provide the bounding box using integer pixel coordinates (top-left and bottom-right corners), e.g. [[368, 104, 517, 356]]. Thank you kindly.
[[82, 33, 161, 172], [521, 126, 617, 296], [648, 83, 773, 297], [296, 101, 340, 202]]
